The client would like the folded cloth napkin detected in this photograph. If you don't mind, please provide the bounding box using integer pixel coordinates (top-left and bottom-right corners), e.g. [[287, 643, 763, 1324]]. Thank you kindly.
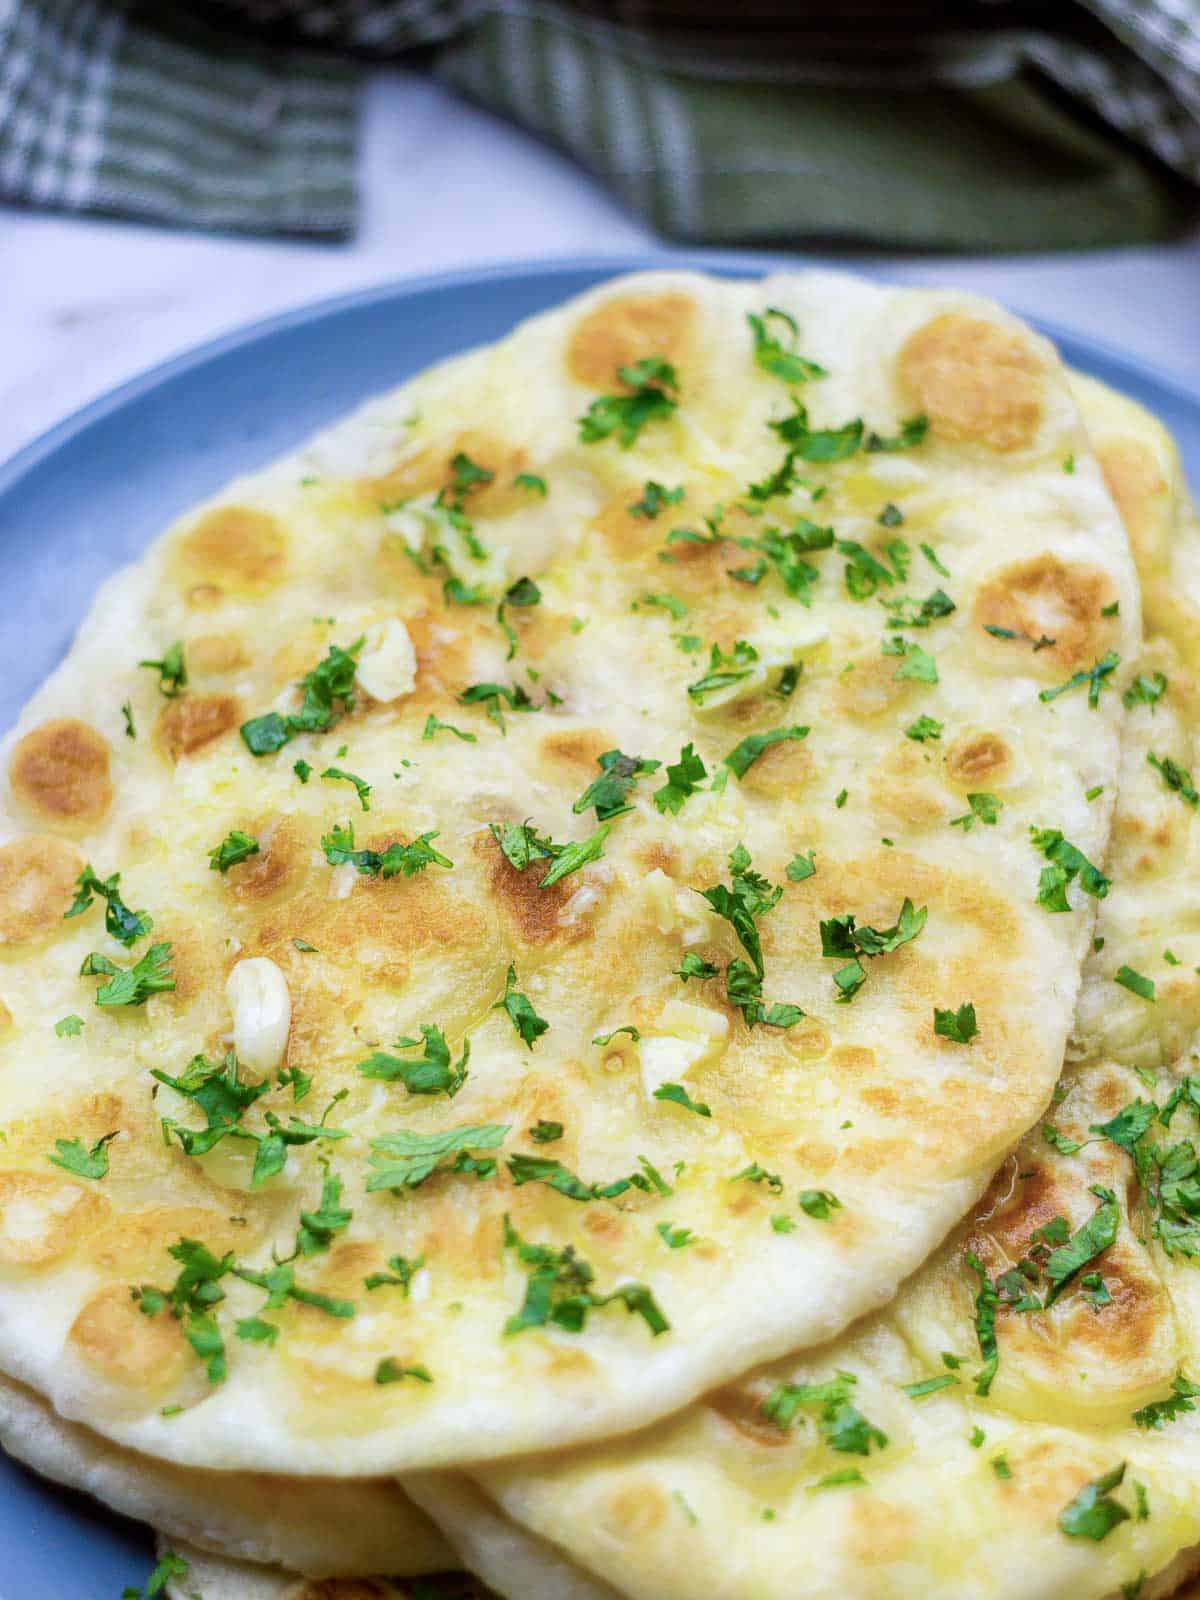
[[1, 0, 1197, 247]]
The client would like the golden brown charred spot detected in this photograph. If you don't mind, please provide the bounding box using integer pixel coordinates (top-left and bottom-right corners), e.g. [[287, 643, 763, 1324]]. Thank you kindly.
[[480, 836, 582, 946], [0, 1170, 109, 1266], [0, 835, 84, 943], [9, 718, 113, 826], [974, 556, 1115, 671], [68, 1282, 192, 1392], [592, 488, 663, 557], [944, 731, 1012, 789], [176, 506, 288, 593], [706, 1382, 791, 1447], [403, 611, 478, 694], [834, 653, 917, 720], [369, 430, 530, 519], [156, 693, 242, 760], [969, 1163, 1066, 1267], [226, 817, 309, 905], [538, 728, 617, 786], [847, 1498, 916, 1567], [89, 1207, 248, 1277], [599, 1478, 670, 1540], [1099, 439, 1169, 549], [736, 734, 814, 798], [898, 312, 1044, 450], [185, 633, 250, 677], [568, 291, 697, 391]]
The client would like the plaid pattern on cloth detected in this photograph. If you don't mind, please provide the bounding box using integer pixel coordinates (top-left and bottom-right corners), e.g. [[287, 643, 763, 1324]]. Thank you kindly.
[[1, 0, 1198, 244]]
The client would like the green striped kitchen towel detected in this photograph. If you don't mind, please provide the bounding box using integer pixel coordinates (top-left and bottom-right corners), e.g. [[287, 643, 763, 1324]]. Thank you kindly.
[[1, 0, 1197, 246]]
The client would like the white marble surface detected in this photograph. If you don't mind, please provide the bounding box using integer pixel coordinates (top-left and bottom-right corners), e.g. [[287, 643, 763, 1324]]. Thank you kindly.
[[4, 67, 1199, 468]]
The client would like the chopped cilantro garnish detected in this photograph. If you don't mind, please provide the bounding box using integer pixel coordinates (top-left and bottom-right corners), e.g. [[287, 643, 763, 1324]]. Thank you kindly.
[[321, 766, 372, 812], [878, 502, 904, 528], [65, 864, 151, 946], [920, 542, 950, 577], [724, 724, 809, 779], [839, 537, 906, 599], [366, 1123, 509, 1191], [1058, 1463, 1133, 1541], [902, 1374, 959, 1399], [422, 712, 476, 743], [657, 1222, 695, 1249], [81, 941, 174, 1007], [882, 635, 938, 683], [786, 849, 816, 882], [537, 823, 610, 890], [761, 1370, 887, 1455], [654, 1082, 712, 1118], [819, 898, 927, 1003], [496, 574, 543, 659], [905, 714, 943, 742], [502, 1216, 669, 1337], [365, 1253, 426, 1293], [687, 639, 759, 705], [697, 843, 803, 1027], [770, 400, 863, 463], [507, 1152, 667, 1203], [578, 358, 679, 448], [1039, 650, 1121, 709], [358, 1025, 470, 1097], [443, 576, 488, 606], [1031, 827, 1110, 910], [747, 308, 827, 385], [675, 953, 718, 984], [240, 639, 362, 755], [321, 821, 451, 878], [1115, 965, 1156, 1001], [934, 1002, 978, 1044], [122, 1549, 189, 1600], [1043, 1124, 1084, 1155], [1148, 750, 1199, 808], [294, 759, 312, 782], [133, 1237, 233, 1383], [54, 1014, 84, 1037], [630, 481, 685, 518], [950, 792, 1001, 831], [798, 1188, 841, 1220], [965, 1252, 1000, 1395], [574, 749, 661, 820], [138, 640, 187, 698], [48, 1131, 117, 1179], [992, 1454, 1012, 1480], [529, 1120, 564, 1144], [513, 471, 547, 496], [208, 830, 260, 873], [865, 415, 928, 452], [493, 964, 549, 1048], [120, 700, 136, 739], [637, 590, 688, 619], [654, 742, 708, 814], [457, 679, 536, 733], [882, 588, 955, 629], [835, 788, 848, 808], [375, 1358, 432, 1385], [592, 1024, 641, 1046], [735, 1162, 783, 1192], [1133, 1371, 1200, 1430], [1124, 671, 1167, 709]]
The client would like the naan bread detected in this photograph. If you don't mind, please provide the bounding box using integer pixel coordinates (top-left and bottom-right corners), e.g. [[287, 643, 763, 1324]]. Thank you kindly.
[[410, 384, 1200, 1600], [0, 270, 1137, 1475], [156, 1539, 460, 1600], [0, 1372, 449, 1576]]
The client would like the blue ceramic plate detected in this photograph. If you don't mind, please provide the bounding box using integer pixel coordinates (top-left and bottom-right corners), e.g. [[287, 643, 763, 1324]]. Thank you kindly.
[[0, 254, 1197, 1597]]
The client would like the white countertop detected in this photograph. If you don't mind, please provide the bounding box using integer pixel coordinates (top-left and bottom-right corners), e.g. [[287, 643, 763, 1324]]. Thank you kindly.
[[4, 67, 1199, 468]]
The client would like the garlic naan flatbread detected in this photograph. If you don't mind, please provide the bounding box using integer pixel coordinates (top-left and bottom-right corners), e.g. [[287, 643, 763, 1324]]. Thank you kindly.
[[410, 385, 1200, 1600], [0, 270, 1137, 1475], [0, 1372, 449, 1576]]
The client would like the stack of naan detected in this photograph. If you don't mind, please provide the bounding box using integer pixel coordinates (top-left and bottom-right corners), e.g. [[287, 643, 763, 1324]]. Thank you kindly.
[[0, 269, 1196, 1600]]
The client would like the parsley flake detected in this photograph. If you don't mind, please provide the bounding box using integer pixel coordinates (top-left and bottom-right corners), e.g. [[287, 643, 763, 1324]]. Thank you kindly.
[[208, 831, 260, 873], [934, 1002, 978, 1044], [493, 964, 549, 1048], [138, 640, 187, 697], [48, 1131, 117, 1179], [358, 1025, 470, 1097], [579, 359, 679, 448]]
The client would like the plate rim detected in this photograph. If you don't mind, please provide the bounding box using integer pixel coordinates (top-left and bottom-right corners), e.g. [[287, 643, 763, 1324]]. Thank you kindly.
[[3, 248, 1198, 499]]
